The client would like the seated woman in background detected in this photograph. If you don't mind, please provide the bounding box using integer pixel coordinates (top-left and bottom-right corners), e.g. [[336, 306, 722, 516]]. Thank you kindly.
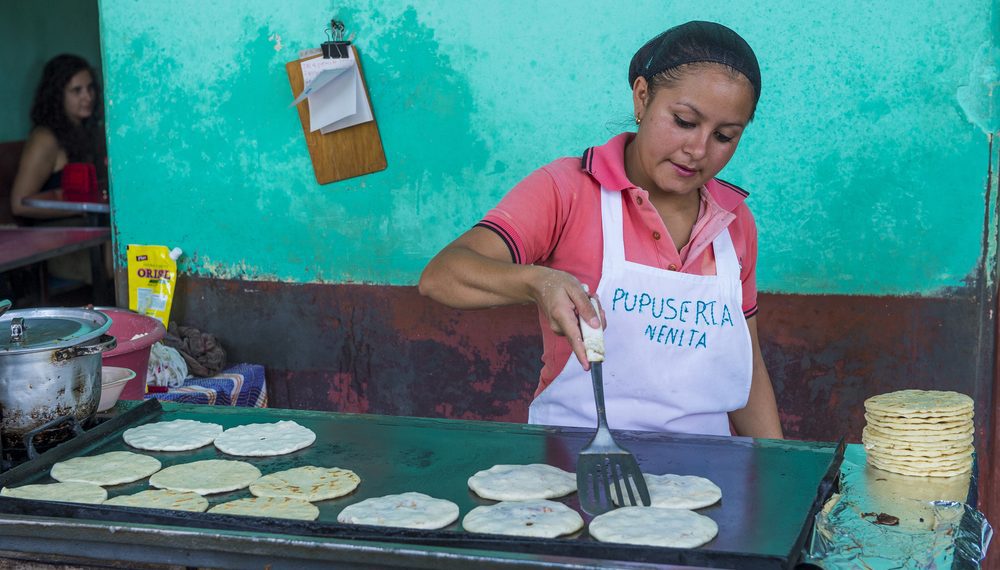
[[11, 53, 105, 220]]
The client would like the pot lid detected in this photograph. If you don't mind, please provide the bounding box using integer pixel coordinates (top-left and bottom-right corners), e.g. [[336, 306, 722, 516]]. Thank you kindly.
[[0, 302, 111, 354]]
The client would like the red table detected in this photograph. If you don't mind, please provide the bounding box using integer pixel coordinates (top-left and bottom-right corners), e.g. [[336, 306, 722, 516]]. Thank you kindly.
[[0, 227, 111, 303], [0, 227, 110, 272], [19, 191, 113, 304]]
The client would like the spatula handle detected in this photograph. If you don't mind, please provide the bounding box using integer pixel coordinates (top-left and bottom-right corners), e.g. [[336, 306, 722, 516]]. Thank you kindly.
[[579, 286, 604, 362]]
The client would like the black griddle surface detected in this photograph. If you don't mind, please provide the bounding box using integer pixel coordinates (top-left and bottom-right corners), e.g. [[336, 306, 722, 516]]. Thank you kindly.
[[0, 401, 841, 569]]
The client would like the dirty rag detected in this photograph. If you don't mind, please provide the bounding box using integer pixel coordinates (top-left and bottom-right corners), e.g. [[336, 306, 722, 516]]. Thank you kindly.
[[162, 322, 227, 377]]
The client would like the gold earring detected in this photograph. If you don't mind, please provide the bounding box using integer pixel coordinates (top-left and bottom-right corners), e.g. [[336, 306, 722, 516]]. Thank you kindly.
[[635, 116, 641, 125]]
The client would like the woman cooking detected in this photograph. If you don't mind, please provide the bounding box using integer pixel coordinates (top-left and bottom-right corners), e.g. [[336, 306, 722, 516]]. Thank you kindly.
[[419, 21, 783, 439]]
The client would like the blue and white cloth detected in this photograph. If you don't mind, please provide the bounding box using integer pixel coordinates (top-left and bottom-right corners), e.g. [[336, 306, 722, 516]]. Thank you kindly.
[[144, 363, 268, 408]]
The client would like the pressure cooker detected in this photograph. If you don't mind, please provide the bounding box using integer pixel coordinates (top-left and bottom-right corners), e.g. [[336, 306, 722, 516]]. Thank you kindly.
[[0, 300, 116, 448]]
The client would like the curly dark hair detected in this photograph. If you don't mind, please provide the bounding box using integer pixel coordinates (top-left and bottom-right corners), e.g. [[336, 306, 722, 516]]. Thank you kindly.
[[30, 54, 103, 163]]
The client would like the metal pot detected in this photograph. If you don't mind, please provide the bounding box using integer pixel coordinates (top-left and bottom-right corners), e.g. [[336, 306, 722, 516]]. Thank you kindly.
[[0, 300, 117, 448]]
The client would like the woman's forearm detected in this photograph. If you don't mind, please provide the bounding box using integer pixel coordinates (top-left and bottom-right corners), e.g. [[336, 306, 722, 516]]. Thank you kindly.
[[730, 316, 784, 439], [419, 242, 545, 309], [419, 227, 600, 368], [11, 201, 70, 219]]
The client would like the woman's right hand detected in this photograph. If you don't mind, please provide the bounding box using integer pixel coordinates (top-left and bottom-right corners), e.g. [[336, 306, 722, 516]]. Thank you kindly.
[[527, 268, 603, 370]]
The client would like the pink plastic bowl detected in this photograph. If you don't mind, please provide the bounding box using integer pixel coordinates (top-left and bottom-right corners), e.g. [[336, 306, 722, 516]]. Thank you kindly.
[[99, 308, 166, 400]]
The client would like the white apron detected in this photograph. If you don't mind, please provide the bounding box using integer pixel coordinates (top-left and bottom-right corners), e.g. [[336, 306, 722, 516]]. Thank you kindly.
[[528, 188, 753, 435]]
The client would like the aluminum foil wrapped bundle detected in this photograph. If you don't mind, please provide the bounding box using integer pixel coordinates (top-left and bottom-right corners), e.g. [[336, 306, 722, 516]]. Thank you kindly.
[[806, 445, 992, 567]]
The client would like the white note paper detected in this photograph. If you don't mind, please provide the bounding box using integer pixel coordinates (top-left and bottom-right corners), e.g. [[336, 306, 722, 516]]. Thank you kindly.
[[320, 55, 374, 134], [292, 52, 374, 133]]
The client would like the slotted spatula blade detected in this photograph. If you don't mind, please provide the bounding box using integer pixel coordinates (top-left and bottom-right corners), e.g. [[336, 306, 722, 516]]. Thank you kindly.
[[575, 294, 651, 515]]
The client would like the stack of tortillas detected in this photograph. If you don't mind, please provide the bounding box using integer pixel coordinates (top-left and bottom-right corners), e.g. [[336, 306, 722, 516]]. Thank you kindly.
[[862, 389, 974, 477]]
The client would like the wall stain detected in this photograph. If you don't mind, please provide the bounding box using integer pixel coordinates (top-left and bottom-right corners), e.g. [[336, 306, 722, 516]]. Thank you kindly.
[[956, 5, 1000, 135]]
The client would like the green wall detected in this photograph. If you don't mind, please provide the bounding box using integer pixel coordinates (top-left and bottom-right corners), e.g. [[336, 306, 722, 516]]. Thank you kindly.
[[0, 0, 103, 142], [99, 0, 998, 296]]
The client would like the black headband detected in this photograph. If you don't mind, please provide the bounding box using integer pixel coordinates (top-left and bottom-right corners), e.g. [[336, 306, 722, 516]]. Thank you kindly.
[[628, 21, 761, 103]]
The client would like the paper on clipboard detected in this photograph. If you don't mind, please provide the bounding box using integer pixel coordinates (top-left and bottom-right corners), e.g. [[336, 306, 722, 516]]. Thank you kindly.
[[289, 66, 351, 107], [320, 59, 373, 134], [291, 51, 373, 133]]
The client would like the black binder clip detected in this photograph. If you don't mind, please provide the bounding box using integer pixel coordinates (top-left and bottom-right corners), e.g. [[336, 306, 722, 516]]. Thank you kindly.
[[321, 19, 351, 58]]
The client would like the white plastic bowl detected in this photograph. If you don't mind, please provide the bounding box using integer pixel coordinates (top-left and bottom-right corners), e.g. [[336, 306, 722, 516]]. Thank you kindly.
[[99, 366, 137, 412]]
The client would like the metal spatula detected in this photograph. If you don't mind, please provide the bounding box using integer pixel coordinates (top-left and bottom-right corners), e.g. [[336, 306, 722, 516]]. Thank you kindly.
[[575, 291, 651, 515]]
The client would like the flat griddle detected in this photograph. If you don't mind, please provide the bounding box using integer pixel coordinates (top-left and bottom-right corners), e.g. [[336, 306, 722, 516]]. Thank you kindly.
[[0, 400, 843, 569]]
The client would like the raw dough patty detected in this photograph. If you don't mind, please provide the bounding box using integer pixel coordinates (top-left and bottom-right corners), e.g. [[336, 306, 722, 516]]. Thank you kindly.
[[463, 499, 584, 538], [590, 506, 718, 548], [337, 492, 459, 529], [123, 419, 223, 451], [468, 464, 576, 501], [214, 421, 316, 457]]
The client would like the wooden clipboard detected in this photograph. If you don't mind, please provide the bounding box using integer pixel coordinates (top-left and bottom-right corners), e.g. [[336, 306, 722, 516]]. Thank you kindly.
[[286, 46, 387, 184]]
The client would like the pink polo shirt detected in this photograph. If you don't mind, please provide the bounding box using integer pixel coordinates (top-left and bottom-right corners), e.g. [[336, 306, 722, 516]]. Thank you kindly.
[[478, 132, 759, 396]]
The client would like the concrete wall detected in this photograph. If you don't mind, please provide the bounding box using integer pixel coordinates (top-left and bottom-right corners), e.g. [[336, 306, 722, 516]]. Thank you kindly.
[[0, 0, 103, 142], [100, 0, 997, 296]]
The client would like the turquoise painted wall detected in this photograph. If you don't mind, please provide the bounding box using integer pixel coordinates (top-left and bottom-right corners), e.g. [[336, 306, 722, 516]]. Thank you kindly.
[[99, 0, 998, 296], [0, 0, 103, 142]]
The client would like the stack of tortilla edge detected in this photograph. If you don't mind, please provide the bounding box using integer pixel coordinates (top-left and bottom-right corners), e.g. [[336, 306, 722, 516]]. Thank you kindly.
[[862, 389, 975, 478]]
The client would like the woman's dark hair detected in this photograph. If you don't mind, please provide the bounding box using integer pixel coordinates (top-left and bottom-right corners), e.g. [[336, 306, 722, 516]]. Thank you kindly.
[[30, 54, 103, 163], [629, 21, 761, 121]]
